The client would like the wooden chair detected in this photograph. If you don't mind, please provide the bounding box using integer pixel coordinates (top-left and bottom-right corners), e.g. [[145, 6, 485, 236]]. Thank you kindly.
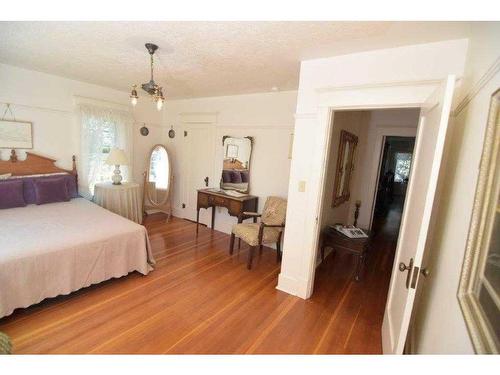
[[229, 196, 287, 269]]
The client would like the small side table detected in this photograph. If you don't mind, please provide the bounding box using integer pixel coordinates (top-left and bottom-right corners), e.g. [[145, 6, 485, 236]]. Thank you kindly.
[[319, 227, 372, 281], [93, 182, 143, 224]]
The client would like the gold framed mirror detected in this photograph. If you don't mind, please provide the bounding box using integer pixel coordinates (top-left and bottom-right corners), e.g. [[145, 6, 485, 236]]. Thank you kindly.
[[458, 89, 500, 354], [143, 144, 173, 220], [220, 136, 253, 193], [332, 130, 358, 207]]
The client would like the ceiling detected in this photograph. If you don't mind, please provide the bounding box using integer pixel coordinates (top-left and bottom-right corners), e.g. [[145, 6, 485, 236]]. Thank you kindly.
[[0, 22, 472, 99]]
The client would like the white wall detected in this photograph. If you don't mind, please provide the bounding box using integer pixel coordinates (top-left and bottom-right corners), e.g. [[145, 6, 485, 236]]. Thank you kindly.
[[412, 23, 500, 354], [163, 91, 297, 234], [0, 63, 161, 186], [278, 39, 469, 299]]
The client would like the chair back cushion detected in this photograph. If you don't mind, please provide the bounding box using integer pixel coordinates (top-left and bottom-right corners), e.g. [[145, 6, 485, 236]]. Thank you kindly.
[[261, 196, 287, 226]]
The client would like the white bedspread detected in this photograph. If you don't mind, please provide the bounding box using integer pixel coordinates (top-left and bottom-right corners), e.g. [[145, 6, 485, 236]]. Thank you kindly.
[[0, 198, 154, 318]]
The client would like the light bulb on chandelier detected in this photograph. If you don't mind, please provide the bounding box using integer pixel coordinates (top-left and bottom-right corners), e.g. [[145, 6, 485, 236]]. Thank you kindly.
[[130, 85, 138, 106]]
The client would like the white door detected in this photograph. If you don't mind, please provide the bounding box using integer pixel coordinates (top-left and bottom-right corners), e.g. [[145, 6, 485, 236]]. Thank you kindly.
[[381, 75, 455, 354], [182, 123, 215, 223]]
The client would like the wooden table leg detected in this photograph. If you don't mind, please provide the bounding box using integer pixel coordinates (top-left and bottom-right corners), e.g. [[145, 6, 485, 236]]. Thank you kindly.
[[211, 205, 216, 230], [354, 252, 365, 281], [196, 208, 200, 235]]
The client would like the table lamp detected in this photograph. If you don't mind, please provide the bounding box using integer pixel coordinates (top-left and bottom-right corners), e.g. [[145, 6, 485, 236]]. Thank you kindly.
[[105, 148, 128, 185]]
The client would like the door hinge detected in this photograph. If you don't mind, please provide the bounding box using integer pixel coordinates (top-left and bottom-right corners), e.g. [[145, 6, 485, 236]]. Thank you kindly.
[[182, 203, 186, 208], [184, 130, 188, 137]]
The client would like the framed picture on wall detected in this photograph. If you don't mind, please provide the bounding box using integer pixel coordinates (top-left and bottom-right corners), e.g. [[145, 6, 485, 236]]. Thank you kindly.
[[458, 89, 500, 354], [0, 120, 33, 149]]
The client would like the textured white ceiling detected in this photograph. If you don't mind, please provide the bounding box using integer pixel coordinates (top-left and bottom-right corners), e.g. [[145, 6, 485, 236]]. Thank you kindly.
[[0, 21, 472, 98]]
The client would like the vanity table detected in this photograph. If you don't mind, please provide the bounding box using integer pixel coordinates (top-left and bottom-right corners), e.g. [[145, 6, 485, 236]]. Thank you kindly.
[[196, 188, 258, 234]]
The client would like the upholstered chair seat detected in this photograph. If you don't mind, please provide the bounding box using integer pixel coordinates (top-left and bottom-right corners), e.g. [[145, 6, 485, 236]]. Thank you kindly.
[[232, 223, 281, 247], [230, 196, 287, 269]]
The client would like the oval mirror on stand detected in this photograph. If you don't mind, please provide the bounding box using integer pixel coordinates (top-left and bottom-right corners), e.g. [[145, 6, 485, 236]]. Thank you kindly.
[[143, 144, 173, 222]]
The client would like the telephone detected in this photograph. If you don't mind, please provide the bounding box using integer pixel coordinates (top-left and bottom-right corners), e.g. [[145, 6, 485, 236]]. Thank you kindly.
[[331, 224, 368, 239]]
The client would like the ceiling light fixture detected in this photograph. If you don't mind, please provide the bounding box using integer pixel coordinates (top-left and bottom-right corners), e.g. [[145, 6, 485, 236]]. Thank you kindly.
[[130, 43, 165, 111]]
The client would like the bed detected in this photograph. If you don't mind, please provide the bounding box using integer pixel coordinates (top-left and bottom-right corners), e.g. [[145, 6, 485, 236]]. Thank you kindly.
[[0, 151, 154, 318]]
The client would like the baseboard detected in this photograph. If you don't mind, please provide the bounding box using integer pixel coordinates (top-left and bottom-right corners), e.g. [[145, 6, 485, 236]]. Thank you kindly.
[[276, 273, 309, 299]]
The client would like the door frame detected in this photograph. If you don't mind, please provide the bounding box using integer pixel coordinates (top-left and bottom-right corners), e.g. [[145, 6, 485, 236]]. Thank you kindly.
[[278, 80, 446, 300], [367, 127, 418, 230]]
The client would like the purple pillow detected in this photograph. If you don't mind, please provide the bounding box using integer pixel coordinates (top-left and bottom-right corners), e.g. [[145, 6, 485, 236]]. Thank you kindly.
[[240, 170, 249, 183], [230, 170, 242, 183], [222, 170, 232, 183], [21, 174, 78, 204], [34, 177, 70, 205], [0, 179, 26, 209]]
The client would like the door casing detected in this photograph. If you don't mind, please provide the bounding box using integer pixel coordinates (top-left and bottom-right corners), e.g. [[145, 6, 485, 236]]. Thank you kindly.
[[278, 80, 448, 300]]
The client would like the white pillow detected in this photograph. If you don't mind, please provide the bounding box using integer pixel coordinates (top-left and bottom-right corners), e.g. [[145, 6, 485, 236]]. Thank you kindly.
[[0, 173, 12, 180]]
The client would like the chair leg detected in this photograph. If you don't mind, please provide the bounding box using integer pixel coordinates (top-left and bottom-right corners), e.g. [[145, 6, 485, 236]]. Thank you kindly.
[[238, 238, 241, 249], [229, 233, 235, 255], [247, 246, 256, 270], [259, 244, 263, 255], [276, 232, 283, 263]]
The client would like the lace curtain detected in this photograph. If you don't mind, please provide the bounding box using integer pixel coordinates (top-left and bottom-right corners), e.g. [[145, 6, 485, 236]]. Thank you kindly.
[[79, 103, 133, 197]]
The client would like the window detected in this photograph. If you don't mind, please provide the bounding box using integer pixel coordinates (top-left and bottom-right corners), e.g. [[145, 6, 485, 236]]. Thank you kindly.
[[79, 103, 132, 197], [394, 152, 412, 182]]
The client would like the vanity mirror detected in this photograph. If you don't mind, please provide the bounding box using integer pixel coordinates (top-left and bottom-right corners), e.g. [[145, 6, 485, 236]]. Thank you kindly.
[[332, 130, 358, 207], [143, 144, 172, 220], [220, 136, 253, 193]]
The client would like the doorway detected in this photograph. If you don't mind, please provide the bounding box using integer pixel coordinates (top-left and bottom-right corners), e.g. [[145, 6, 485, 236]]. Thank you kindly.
[[312, 107, 421, 351], [372, 136, 416, 240]]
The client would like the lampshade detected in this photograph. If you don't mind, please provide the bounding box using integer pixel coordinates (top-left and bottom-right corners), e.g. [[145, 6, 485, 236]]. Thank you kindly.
[[105, 148, 128, 166]]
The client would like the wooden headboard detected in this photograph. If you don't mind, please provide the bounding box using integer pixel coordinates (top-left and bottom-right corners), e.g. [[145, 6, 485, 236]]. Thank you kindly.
[[0, 149, 77, 177]]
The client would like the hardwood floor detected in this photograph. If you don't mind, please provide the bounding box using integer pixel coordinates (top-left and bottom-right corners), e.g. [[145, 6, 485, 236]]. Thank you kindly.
[[0, 213, 397, 354]]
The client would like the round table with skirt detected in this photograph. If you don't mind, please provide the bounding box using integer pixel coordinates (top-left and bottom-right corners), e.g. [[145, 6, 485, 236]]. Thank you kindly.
[[93, 182, 143, 224]]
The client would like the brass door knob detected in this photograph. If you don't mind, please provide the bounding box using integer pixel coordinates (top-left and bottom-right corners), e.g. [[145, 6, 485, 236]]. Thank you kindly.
[[421, 268, 430, 277]]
